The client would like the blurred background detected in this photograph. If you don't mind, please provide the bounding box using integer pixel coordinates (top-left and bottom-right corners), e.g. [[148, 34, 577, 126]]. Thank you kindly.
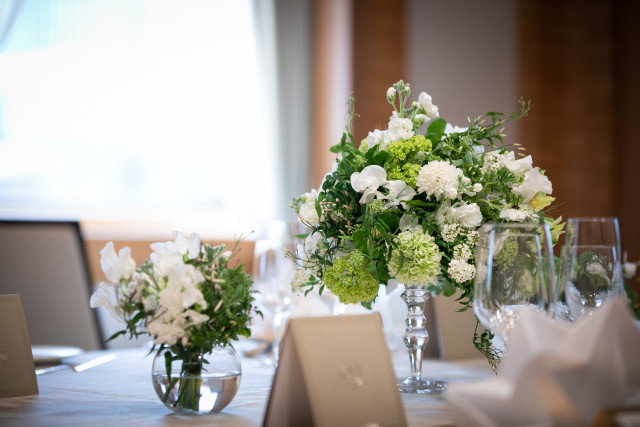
[[0, 0, 638, 276]]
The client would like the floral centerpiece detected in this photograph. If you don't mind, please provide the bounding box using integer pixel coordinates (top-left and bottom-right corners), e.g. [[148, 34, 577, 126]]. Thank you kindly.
[[289, 81, 564, 369], [90, 231, 258, 414]]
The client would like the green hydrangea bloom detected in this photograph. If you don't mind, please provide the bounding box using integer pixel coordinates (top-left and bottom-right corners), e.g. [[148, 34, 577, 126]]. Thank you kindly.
[[388, 230, 442, 286], [494, 237, 518, 269], [323, 250, 379, 304], [368, 199, 385, 214], [386, 135, 431, 187]]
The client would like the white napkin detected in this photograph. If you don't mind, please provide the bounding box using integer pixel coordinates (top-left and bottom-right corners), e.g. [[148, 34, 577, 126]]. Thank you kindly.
[[446, 298, 640, 426]]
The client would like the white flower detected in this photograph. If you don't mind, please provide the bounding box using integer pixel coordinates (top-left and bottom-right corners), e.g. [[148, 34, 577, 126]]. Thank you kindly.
[[350, 165, 387, 203], [449, 202, 483, 228], [418, 92, 439, 119], [386, 87, 396, 99], [385, 112, 414, 142], [399, 214, 421, 233], [146, 316, 185, 346], [623, 262, 637, 279], [473, 183, 483, 192], [586, 262, 608, 279], [122, 272, 146, 303], [447, 259, 475, 283], [382, 180, 416, 209], [149, 240, 184, 279], [414, 114, 428, 126], [512, 168, 553, 203], [504, 153, 533, 175], [163, 264, 207, 313], [89, 282, 120, 318], [100, 242, 136, 283], [444, 123, 468, 134], [304, 231, 323, 254], [416, 160, 463, 200], [298, 189, 320, 225], [172, 231, 201, 259], [366, 129, 386, 149], [499, 207, 531, 222]]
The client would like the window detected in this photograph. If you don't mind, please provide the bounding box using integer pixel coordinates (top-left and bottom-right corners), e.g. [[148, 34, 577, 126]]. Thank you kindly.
[[0, 0, 278, 232]]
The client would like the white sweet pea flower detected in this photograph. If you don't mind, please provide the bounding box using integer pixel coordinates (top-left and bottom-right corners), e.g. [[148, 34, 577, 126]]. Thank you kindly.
[[350, 165, 387, 204], [399, 214, 422, 232], [89, 282, 120, 318], [150, 240, 184, 279], [304, 231, 324, 255], [512, 168, 553, 203], [499, 207, 532, 222], [503, 153, 533, 175], [366, 129, 386, 150], [449, 202, 483, 228], [418, 92, 439, 119], [166, 264, 207, 308], [146, 315, 185, 346], [172, 231, 201, 259], [385, 112, 414, 142], [382, 180, 416, 209], [100, 242, 136, 283], [298, 189, 321, 225], [444, 123, 468, 134]]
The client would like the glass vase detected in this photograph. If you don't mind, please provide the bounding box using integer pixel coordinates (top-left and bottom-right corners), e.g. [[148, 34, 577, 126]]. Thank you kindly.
[[151, 344, 241, 415], [397, 283, 446, 394]]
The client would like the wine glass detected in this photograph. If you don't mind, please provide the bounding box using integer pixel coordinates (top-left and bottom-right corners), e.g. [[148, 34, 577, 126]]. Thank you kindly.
[[562, 245, 623, 321], [473, 223, 556, 346], [561, 217, 625, 321]]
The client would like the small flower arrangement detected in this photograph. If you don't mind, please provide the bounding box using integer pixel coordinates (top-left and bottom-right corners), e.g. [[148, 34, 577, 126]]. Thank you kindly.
[[90, 231, 258, 411], [289, 80, 564, 367]]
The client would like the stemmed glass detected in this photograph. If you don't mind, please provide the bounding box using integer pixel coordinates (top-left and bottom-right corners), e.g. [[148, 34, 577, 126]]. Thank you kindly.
[[560, 217, 625, 321], [473, 223, 556, 347]]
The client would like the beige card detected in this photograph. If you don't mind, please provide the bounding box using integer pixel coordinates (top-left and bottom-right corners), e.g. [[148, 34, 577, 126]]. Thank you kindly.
[[0, 295, 39, 398], [263, 313, 407, 427]]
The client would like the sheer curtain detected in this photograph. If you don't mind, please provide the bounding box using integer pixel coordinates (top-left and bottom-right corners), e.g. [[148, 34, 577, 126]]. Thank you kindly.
[[0, 0, 310, 236]]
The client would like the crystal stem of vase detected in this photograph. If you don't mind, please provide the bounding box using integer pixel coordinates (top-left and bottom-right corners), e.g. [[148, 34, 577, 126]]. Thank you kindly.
[[397, 284, 445, 394]]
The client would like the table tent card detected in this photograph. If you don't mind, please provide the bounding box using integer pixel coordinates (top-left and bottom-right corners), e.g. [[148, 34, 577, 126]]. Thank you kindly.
[[0, 294, 39, 398], [263, 313, 407, 427]]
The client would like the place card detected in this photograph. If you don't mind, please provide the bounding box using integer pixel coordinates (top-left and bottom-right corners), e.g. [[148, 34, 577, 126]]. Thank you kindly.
[[0, 295, 39, 398], [263, 313, 407, 427]]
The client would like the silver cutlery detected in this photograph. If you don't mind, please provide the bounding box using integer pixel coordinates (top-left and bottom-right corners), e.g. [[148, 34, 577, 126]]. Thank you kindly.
[[35, 353, 116, 375]]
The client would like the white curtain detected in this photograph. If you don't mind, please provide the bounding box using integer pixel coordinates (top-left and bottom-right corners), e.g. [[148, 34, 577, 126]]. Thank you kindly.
[[252, 0, 312, 223], [0, 0, 24, 51]]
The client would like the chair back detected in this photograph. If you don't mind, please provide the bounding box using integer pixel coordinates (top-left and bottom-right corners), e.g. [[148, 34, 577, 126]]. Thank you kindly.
[[0, 221, 103, 350]]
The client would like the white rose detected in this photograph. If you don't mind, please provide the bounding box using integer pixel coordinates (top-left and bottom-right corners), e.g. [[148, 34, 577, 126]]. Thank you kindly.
[[418, 92, 439, 119], [100, 242, 136, 283], [298, 189, 320, 225], [449, 202, 483, 228], [350, 165, 387, 204], [366, 129, 386, 149], [512, 168, 553, 203], [385, 112, 414, 142]]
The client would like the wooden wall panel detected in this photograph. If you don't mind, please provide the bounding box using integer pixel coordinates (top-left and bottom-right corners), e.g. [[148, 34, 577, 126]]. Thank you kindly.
[[351, 0, 406, 145]]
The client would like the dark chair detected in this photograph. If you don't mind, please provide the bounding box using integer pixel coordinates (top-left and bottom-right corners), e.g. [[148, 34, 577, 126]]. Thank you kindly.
[[0, 220, 104, 350]]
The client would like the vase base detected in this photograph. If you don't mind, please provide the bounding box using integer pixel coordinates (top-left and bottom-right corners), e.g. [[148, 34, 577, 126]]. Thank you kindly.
[[397, 377, 446, 394]]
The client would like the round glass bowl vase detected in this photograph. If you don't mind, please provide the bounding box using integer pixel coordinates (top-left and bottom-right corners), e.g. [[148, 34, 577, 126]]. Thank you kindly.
[[151, 344, 241, 415]]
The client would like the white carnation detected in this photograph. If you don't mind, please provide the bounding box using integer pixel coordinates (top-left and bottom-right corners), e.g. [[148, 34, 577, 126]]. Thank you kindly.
[[416, 160, 463, 200]]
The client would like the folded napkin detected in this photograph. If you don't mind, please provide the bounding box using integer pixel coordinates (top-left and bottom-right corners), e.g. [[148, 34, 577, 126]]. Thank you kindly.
[[446, 298, 640, 426]]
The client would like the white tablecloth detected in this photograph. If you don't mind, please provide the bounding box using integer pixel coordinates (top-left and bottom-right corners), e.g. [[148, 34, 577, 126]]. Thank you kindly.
[[0, 343, 494, 426]]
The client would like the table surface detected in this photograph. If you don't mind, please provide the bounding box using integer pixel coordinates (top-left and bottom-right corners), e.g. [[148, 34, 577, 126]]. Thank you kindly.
[[0, 342, 494, 426]]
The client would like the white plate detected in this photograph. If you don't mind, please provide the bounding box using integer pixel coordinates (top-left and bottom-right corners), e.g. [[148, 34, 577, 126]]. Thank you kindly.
[[31, 345, 84, 365]]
